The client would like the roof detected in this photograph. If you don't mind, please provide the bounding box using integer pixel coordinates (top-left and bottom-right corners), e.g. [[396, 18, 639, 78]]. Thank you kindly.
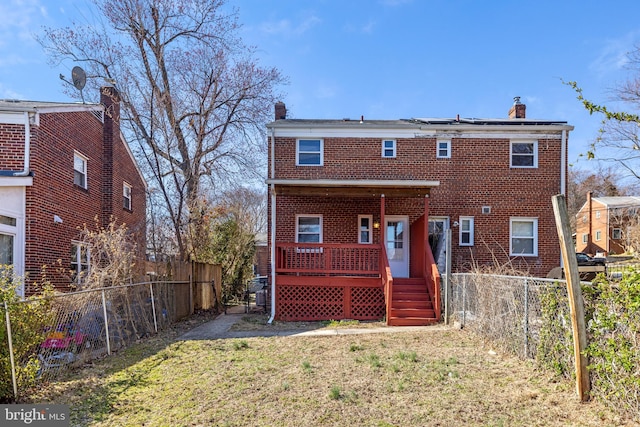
[[267, 117, 573, 130], [592, 196, 640, 208], [0, 99, 102, 114], [266, 178, 440, 197]]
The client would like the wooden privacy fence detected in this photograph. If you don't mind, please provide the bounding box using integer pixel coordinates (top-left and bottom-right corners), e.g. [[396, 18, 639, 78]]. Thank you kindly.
[[145, 259, 222, 317]]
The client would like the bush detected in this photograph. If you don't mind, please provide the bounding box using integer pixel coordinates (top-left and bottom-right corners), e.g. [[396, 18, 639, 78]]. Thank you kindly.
[[0, 267, 53, 402], [584, 271, 640, 421]]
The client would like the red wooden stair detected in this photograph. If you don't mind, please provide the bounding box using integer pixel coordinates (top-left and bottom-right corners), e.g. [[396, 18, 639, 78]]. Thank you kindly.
[[388, 278, 437, 326]]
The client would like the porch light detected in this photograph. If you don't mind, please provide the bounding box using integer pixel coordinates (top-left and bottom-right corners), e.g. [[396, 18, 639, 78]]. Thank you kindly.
[[373, 221, 380, 229]]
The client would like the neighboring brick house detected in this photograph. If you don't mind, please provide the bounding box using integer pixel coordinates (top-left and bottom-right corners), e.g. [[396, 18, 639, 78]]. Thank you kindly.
[[0, 87, 147, 296], [267, 98, 572, 325], [575, 192, 640, 256]]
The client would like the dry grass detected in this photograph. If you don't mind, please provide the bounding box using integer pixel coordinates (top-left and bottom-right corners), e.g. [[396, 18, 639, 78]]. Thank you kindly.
[[27, 314, 630, 427]]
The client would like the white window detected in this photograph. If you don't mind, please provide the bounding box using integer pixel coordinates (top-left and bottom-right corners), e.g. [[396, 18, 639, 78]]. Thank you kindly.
[[74, 152, 88, 188], [71, 241, 90, 285], [436, 139, 451, 158], [595, 230, 602, 241], [382, 140, 396, 158], [459, 216, 474, 246], [510, 217, 538, 256], [595, 211, 601, 219], [358, 215, 373, 244], [296, 139, 323, 166], [510, 141, 537, 168], [612, 228, 622, 240], [123, 182, 132, 210], [582, 234, 588, 244], [296, 215, 322, 243]]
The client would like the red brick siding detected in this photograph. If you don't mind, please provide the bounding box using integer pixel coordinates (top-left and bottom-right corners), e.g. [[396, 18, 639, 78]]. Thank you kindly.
[[0, 123, 29, 170], [18, 110, 146, 293], [269, 135, 565, 277]]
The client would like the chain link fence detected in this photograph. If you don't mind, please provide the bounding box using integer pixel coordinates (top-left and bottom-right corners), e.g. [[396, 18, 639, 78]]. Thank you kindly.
[[443, 273, 574, 360], [2, 281, 190, 400]]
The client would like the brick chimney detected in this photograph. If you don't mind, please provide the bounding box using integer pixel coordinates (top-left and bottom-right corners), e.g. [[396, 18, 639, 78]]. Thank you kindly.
[[275, 101, 286, 120], [508, 96, 526, 119], [100, 86, 121, 228]]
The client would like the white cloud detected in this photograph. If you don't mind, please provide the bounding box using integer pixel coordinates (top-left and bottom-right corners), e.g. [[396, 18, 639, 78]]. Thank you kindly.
[[588, 30, 640, 78], [259, 14, 321, 37]]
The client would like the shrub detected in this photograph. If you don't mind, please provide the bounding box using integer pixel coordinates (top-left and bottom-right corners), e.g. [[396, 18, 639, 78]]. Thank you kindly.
[[0, 267, 53, 402]]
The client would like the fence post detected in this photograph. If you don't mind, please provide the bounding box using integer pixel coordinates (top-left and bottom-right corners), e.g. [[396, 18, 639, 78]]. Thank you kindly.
[[462, 274, 467, 327], [4, 302, 18, 400], [445, 229, 452, 325], [524, 279, 529, 358], [149, 282, 158, 333], [101, 290, 111, 355]]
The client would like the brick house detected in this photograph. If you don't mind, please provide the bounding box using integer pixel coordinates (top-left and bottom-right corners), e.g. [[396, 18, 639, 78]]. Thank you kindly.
[[267, 98, 572, 325], [0, 87, 147, 296], [575, 192, 640, 256]]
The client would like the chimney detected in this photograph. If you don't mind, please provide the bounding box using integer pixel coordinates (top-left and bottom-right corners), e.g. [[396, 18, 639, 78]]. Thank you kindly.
[[275, 101, 286, 120], [508, 96, 526, 119], [100, 86, 121, 228]]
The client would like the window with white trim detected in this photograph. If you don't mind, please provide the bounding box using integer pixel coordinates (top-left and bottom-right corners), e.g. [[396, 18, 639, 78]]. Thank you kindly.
[[358, 215, 373, 244], [296, 139, 323, 166], [595, 211, 601, 219], [296, 215, 322, 243], [74, 152, 88, 189], [123, 182, 132, 210], [71, 241, 90, 285], [582, 234, 588, 244], [436, 139, 451, 158], [510, 217, 538, 256], [459, 216, 474, 246], [510, 141, 537, 168], [382, 140, 396, 158], [612, 228, 622, 240], [595, 230, 602, 241]]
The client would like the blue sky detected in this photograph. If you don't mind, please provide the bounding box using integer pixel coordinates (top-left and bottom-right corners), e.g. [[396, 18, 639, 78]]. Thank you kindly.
[[2, 0, 640, 171]]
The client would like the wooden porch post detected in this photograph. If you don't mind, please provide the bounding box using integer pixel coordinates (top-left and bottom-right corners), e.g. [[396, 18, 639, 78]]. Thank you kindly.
[[424, 194, 430, 242], [379, 194, 385, 244]]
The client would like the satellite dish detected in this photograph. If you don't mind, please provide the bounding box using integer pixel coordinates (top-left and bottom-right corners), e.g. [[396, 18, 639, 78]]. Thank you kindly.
[[71, 66, 86, 91]]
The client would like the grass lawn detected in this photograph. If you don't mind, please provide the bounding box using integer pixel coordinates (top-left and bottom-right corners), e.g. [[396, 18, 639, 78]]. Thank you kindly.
[[28, 314, 629, 427]]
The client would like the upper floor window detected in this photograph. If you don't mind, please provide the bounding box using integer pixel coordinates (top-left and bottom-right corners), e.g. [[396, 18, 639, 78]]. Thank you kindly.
[[437, 140, 451, 159], [74, 152, 88, 189], [358, 215, 373, 244], [612, 228, 622, 240], [123, 182, 132, 210], [382, 140, 396, 158], [595, 230, 602, 241], [296, 139, 323, 166], [595, 211, 601, 219], [510, 141, 537, 168], [510, 217, 538, 256], [296, 215, 322, 243], [582, 233, 588, 244], [71, 241, 90, 286], [459, 216, 474, 246]]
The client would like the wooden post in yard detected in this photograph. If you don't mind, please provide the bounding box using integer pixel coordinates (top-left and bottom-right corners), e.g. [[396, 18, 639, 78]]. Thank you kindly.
[[552, 194, 590, 401]]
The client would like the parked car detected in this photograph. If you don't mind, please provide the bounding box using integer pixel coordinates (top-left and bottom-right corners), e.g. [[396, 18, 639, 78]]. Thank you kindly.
[[576, 252, 606, 266]]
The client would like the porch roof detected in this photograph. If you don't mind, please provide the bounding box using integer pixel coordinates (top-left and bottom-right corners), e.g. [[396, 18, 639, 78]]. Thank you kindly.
[[266, 178, 440, 197]]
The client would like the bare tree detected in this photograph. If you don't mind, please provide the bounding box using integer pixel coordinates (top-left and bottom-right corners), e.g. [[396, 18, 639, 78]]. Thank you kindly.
[[39, 0, 286, 260], [565, 46, 640, 183]]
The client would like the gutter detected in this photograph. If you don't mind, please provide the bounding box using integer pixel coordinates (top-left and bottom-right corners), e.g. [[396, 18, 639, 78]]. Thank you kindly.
[[560, 129, 567, 195], [13, 112, 31, 177], [267, 127, 276, 324]]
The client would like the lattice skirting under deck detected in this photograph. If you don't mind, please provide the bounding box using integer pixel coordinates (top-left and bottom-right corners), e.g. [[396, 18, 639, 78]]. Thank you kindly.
[[276, 284, 385, 321]]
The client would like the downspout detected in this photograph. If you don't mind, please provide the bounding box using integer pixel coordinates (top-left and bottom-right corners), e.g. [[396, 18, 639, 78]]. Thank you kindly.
[[560, 129, 567, 268], [268, 127, 277, 324], [13, 112, 31, 177], [560, 129, 567, 195]]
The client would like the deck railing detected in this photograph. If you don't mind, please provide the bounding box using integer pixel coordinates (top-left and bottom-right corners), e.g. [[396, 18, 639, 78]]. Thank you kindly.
[[380, 244, 393, 324], [276, 243, 381, 276], [424, 243, 441, 320]]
